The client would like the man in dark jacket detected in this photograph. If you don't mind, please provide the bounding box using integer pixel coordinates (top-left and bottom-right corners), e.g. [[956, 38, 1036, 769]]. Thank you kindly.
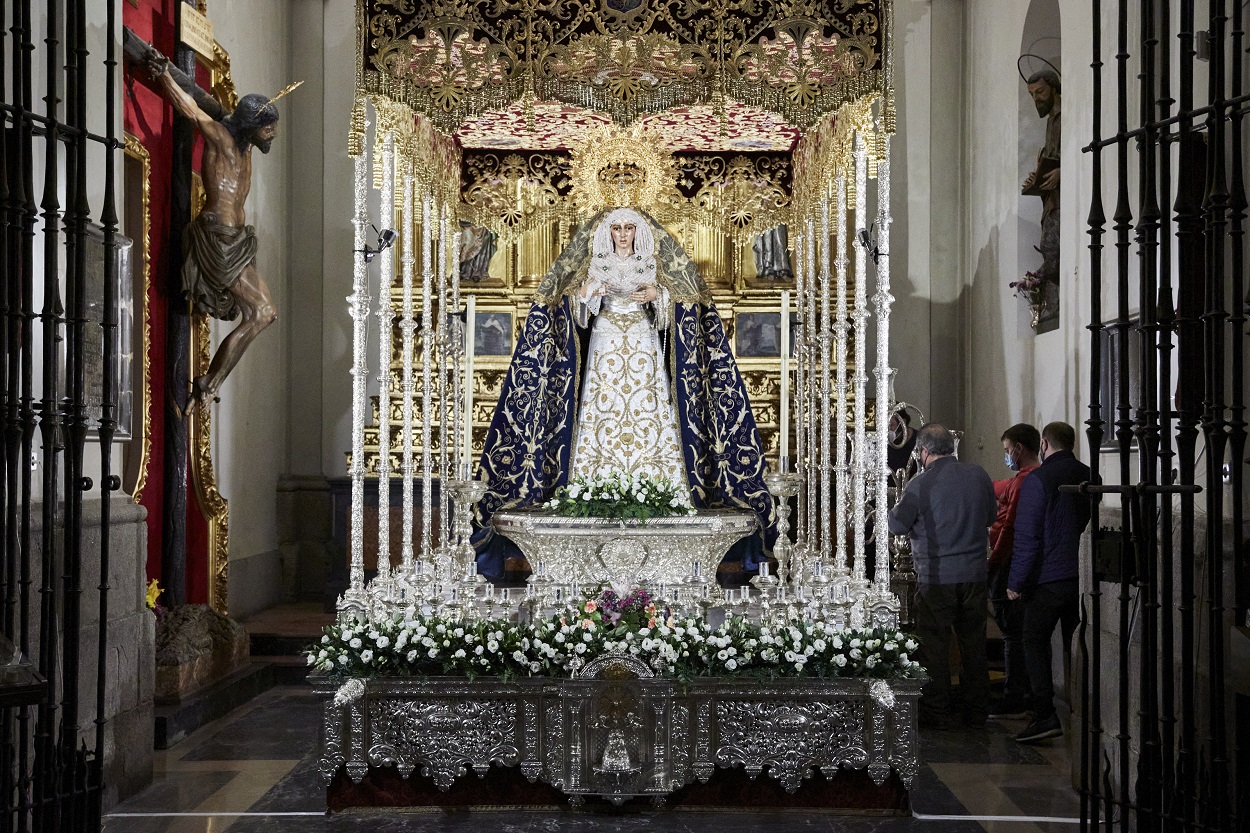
[[888, 423, 997, 727], [1008, 421, 1092, 743]]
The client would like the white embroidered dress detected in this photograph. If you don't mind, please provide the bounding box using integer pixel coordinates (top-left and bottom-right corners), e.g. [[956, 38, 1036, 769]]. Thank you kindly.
[[569, 210, 688, 490]]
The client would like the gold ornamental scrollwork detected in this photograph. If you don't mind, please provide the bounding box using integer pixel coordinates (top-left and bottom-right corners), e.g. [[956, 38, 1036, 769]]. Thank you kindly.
[[678, 154, 793, 240], [791, 94, 883, 215], [358, 0, 888, 132], [458, 141, 793, 244], [123, 134, 153, 505], [190, 318, 230, 615], [368, 96, 461, 208], [461, 152, 572, 242]]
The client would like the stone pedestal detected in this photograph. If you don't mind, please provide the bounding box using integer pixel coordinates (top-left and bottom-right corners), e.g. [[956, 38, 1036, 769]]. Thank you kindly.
[[155, 604, 249, 703], [27, 498, 154, 809], [277, 474, 334, 605]]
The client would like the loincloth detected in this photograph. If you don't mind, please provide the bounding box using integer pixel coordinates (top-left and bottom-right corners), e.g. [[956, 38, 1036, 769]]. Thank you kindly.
[[182, 213, 258, 321]]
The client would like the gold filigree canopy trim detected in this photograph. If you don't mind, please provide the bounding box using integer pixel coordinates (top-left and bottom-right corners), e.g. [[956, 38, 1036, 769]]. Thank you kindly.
[[792, 92, 889, 214], [454, 100, 800, 152], [360, 0, 889, 133], [352, 96, 462, 207], [459, 124, 795, 243]]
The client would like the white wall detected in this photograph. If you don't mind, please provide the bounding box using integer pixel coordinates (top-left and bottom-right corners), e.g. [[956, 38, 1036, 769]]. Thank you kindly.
[[207, 0, 295, 597], [955, 0, 1094, 476], [315, 0, 358, 479]]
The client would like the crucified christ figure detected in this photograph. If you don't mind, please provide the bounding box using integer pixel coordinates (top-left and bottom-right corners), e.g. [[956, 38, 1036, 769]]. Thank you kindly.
[[145, 52, 284, 413]]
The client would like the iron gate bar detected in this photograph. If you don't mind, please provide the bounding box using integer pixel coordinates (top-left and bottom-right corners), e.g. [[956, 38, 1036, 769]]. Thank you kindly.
[[0, 3, 12, 830], [1112, 1, 1135, 824], [1081, 4, 1108, 832], [1133, 3, 1161, 829], [1229, 0, 1248, 630], [33, 0, 66, 826], [93, 0, 121, 822], [1199, 2, 1231, 828], [13, 1, 39, 829], [0, 103, 121, 145], [1175, 4, 1202, 830], [1058, 484, 1202, 495], [1153, 2, 1178, 822], [1081, 90, 1250, 151], [62, 0, 90, 824]]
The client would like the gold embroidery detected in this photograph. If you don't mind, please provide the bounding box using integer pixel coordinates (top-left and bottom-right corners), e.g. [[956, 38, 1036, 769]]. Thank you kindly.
[[570, 273, 685, 485]]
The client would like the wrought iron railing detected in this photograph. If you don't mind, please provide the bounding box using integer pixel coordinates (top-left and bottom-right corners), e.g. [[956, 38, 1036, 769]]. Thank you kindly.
[[1082, 2, 1247, 831], [0, 1, 123, 830]]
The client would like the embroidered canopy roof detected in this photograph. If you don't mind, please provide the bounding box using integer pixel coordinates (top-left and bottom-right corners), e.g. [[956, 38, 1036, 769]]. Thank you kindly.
[[359, 0, 889, 137]]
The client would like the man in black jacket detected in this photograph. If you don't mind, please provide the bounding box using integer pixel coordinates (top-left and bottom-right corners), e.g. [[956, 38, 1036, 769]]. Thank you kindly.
[[888, 424, 997, 727], [1008, 421, 1092, 743]]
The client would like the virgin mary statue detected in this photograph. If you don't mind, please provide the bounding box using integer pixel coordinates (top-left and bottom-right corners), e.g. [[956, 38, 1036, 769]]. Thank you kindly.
[[474, 207, 776, 580]]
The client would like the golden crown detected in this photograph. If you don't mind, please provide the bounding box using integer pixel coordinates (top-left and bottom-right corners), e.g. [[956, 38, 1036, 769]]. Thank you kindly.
[[569, 124, 678, 218]]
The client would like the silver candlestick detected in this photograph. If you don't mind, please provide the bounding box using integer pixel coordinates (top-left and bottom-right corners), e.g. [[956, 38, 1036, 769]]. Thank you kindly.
[[446, 475, 489, 593], [763, 468, 802, 585]]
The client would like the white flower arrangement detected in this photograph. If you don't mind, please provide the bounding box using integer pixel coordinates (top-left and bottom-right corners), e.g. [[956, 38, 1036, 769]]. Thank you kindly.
[[308, 591, 924, 683], [542, 472, 694, 521]]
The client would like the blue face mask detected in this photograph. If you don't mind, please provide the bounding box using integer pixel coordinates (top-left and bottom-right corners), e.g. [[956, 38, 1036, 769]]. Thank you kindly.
[[1004, 451, 1017, 471]]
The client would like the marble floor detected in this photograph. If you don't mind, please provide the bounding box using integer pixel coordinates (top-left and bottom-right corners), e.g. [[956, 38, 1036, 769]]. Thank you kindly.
[[106, 686, 1081, 833]]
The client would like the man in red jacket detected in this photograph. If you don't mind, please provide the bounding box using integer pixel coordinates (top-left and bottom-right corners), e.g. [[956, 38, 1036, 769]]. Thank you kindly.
[[988, 424, 1041, 719]]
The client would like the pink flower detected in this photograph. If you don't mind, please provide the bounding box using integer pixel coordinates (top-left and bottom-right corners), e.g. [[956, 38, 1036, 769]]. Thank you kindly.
[[584, 601, 598, 613], [581, 618, 593, 629]]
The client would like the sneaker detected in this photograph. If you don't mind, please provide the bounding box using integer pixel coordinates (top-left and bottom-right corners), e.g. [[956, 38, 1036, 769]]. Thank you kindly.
[[1015, 713, 1063, 743], [988, 698, 1029, 720]]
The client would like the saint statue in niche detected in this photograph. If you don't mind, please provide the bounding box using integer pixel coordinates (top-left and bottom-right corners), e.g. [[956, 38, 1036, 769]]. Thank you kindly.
[[1022, 69, 1062, 284], [751, 224, 793, 280], [1021, 66, 1062, 331], [473, 207, 776, 581], [458, 221, 497, 282]]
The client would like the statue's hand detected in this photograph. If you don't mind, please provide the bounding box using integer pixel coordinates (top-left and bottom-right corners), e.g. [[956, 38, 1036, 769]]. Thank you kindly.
[[1022, 171, 1037, 191], [1040, 167, 1060, 190], [630, 284, 658, 303], [144, 52, 169, 79]]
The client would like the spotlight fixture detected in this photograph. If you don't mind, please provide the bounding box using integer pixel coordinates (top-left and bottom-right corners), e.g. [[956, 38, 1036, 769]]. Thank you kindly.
[[857, 224, 883, 265], [358, 225, 398, 263]]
